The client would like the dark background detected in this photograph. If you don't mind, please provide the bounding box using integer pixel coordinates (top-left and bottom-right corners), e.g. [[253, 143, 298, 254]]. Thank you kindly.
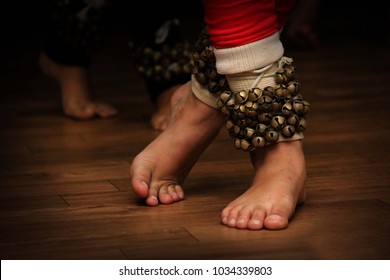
[[1, 0, 389, 76]]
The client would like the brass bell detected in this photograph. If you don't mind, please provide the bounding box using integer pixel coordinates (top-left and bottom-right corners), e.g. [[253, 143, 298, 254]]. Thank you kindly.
[[256, 123, 269, 134], [265, 130, 279, 143], [234, 138, 251, 151], [235, 90, 249, 103], [287, 114, 299, 126], [292, 100, 305, 115], [275, 69, 287, 84], [302, 100, 311, 114], [248, 88, 262, 101], [270, 116, 286, 129], [281, 102, 293, 116], [281, 125, 296, 137], [275, 84, 288, 99], [219, 92, 231, 103], [286, 81, 298, 95], [258, 95, 272, 112], [284, 65, 296, 79], [245, 127, 256, 139], [234, 138, 241, 149], [225, 119, 234, 130], [240, 139, 252, 151], [297, 118, 307, 132], [252, 136, 266, 148], [225, 98, 235, 109]]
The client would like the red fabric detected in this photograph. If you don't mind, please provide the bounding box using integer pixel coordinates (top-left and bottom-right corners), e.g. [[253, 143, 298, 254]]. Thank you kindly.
[[202, 0, 296, 48]]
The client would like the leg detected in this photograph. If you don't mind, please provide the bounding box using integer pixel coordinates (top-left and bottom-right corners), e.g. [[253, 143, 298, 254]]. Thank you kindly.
[[150, 85, 182, 131], [221, 140, 306, 230], [39, 51, 117, 120], [130, 82, 225, 206], [129, 18, 194, 131], [40, 0, 117, 120], [200, 0, 310, 230]]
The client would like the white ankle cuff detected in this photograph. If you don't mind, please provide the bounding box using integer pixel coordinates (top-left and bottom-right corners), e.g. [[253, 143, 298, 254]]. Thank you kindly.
[[214, 32, 284, 75]]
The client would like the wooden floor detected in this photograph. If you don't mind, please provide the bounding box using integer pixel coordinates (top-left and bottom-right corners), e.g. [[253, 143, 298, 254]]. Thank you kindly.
[[1, 25, 390, 260]]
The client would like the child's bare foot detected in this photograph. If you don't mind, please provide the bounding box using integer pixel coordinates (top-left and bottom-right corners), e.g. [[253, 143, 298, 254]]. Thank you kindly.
[[150, 85, 181, 131], [130, 81, 225, 206], [39, 51, 118, 120], [221, 140, 306, 230]]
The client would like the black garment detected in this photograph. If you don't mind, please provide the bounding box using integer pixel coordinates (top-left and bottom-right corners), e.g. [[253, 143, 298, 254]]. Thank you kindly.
[[42, 0, 203, 103]]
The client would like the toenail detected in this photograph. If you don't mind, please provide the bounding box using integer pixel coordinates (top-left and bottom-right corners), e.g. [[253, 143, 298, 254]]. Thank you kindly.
[[238, 219, 245, 225], [149, 196, 158, 201], [250, 219, 261, 225], [222, 217, 228, 225], [267, 215, 283, 221], [228, 219, 236, 226]]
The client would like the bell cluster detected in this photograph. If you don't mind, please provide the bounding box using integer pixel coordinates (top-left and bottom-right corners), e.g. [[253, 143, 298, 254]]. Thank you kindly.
[[192, 28, 230, 95], [132, 41, 193, 82], [192, 28, 310, 151], [217, 67, 310, 151]]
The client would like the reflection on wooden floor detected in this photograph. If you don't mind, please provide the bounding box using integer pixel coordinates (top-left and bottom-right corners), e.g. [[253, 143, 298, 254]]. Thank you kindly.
[[0, 27, 389, 260]]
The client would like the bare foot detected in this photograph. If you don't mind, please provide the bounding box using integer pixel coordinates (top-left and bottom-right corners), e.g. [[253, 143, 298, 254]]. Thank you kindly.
[[221, 140, 306, 230], [150, 85, 181, 131], [130, 82, 225, 206], [39, 51, 118, 120]]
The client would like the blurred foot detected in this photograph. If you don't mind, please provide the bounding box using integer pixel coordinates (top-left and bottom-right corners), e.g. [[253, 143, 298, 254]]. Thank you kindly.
[[39, 51, 118, 120]]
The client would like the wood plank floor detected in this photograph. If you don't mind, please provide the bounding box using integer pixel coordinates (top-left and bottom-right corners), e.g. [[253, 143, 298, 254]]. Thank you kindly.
[[1, 22, 389, 260]]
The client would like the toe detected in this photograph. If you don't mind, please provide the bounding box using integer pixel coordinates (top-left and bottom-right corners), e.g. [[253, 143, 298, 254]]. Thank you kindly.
[[94, 103, 118, 118], [146, 195, 159, 206], [264, 214, 289, 230], [248, 208, 266, 230], [131, 177, 150, 199], [65, 105, 95, 120], [158, 185, 175, 204], [226, 206, 242, 228], [130, 159, 152, 199], [158, 184, 184, 204], [236, 207, 252, 229], [174, 185, 184, 199]]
